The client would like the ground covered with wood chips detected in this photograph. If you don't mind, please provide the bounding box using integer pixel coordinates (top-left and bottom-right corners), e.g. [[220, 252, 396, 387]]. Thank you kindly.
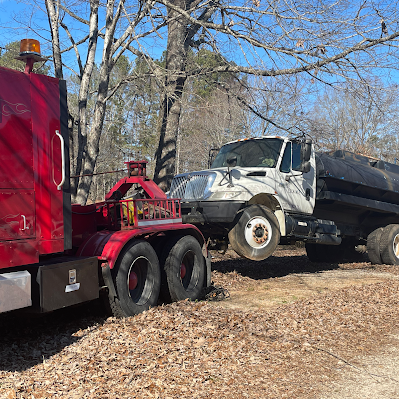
[[1, 247, 399, 398]]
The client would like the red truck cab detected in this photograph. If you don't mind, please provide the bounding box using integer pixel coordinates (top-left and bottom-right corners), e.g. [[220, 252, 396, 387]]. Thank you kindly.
[[0, 55, 70, 267], [0, 40, 210, 316]]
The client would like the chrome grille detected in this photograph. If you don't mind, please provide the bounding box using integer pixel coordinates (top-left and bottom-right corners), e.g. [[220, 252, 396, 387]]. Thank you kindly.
[[169, 175, 189, 199], [169, 173, 213, 200]]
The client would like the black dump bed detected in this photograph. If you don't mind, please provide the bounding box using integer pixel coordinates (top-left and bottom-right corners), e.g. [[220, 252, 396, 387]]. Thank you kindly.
[[313, 150, 399, 235]]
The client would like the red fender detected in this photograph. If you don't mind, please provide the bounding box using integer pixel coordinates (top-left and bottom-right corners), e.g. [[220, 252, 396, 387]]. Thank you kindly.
[[77, 224, 206, 269]]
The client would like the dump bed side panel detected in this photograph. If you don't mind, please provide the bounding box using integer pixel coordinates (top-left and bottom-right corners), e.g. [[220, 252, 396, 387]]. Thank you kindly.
[[316, 151, 399, 205]]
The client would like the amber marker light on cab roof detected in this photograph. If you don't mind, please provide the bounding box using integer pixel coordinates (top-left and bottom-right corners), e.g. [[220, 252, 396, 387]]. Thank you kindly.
[[20, 38, 41, 56], [16, 39, 45, 62]]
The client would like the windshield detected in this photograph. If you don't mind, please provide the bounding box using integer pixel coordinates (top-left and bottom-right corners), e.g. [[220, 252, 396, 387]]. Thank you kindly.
[[211, 138, 284, 168]]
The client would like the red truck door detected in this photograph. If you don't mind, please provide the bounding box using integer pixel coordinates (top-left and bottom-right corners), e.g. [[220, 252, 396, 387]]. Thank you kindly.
[[0, 67, 36, 242], [30, 72, 65, 255], [0, 64, 70, 268]]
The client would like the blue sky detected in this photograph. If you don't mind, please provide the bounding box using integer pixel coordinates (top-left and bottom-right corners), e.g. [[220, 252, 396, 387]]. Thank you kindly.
[[0, 0, 168, 76], [1, 0, 398, 88], [0, 1, 39, 43]]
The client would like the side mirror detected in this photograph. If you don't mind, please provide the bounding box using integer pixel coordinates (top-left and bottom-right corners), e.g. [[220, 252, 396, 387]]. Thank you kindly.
[[300, 139, 312, 162], [227, 156, 237, 168], [208, 148, 220, 169]]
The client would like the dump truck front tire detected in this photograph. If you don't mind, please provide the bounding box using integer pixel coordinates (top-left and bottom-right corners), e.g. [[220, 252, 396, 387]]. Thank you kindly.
[[228, 205, 280, 261]]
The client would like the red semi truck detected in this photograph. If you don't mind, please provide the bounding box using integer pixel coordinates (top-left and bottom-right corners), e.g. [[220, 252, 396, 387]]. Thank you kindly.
[[0, 40, 210, 317]]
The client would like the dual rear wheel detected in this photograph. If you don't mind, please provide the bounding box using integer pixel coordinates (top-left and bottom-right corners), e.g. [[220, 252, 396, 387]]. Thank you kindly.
[[160, 235, 205, 302], [367, 224, 399, 265], [108, 236, 205, 317]]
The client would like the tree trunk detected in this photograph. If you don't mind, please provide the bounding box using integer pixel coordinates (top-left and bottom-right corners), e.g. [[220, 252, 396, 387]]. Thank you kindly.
[[74, 0, 120, 204], [153, 0, 189, 192], [45, 0, 63, 79], [71, 0, 100, 200]]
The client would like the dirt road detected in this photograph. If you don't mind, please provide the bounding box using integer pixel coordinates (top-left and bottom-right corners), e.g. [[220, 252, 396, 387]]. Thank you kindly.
[[210, 246, 399, 311], [210, 247, 399, 398]]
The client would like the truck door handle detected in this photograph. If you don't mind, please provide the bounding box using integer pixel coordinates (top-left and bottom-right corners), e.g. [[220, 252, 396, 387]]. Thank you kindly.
[[55, 130, 66, 191], [21, 215, 27, 231]]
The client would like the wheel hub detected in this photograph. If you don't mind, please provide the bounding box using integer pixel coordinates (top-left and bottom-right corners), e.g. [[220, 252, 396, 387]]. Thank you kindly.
[[394, 234, 399, 258], [252, 222, 268, 244], [180, 263, 187, 279], [244, 216, 273, 250], [128, 271, 138, 290]]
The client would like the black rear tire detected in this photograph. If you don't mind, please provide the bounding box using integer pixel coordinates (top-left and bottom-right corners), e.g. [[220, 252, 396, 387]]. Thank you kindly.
[[379, 224, 399, 265], [110, 240, 161, 317], [367, 228, 384, 264], [161, 235, 205, 302], [228, 205, 280, 261]]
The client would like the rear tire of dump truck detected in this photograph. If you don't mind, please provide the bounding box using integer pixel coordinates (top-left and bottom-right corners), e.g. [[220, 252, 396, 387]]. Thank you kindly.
[[379, 224, 399, 265], [110, 240, 161, 317], [367, 227, 384, 264], [160, 235, 205, 302], [228, 205, 280, 261]]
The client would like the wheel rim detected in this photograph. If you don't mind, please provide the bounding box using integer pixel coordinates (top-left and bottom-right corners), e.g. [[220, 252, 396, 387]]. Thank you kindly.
[[127, 256, 154, 306], [129, 271, 138, 290], [244, 216, 272, 249], [180, 250, 199, 291], [180, 263, 187, 279], [393, 234, 399, 259]]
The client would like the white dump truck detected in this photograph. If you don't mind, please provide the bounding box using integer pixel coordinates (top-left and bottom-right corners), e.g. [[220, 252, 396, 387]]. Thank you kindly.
[[169, 136, 399, 264]]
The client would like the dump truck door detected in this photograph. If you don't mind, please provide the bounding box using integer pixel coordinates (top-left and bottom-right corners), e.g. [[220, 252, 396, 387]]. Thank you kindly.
[[275, 141, 315, 214]]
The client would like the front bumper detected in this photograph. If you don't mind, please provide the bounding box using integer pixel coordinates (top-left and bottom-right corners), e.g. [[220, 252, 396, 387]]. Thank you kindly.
[[181, 200, 245, 224]]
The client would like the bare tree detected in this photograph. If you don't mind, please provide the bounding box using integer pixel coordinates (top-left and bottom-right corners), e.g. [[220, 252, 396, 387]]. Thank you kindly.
[[152, 0, 399, 188], [177, 84, 247, 172], [153, 0, 218, 190], [307, 80, 398, 157], [43, 0, 163, 203], [7, 0, 399, 200]]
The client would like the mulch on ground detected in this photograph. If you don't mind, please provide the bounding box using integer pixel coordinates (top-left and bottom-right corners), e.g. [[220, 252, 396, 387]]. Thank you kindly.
[[1, 249, 399, 398]]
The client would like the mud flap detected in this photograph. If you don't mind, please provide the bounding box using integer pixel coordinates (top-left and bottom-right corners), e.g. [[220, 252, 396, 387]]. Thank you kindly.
[[101, 262, 117, 300]]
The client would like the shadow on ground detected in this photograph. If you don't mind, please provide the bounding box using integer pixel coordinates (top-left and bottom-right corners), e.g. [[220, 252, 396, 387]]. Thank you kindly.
[[0, 299, 107, 372], [211, 252, 340, 280]]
